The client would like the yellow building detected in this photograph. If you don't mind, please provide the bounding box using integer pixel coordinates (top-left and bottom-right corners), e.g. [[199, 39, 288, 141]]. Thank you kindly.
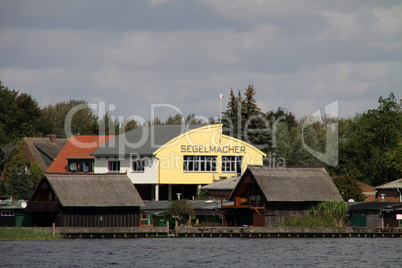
[[92, 124, 265, 200]]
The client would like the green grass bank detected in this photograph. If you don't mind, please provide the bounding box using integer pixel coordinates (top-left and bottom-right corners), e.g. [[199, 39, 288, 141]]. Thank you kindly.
[[0, 227, 64, 240]]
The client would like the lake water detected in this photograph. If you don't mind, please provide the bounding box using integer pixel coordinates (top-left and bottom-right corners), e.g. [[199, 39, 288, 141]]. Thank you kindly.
[[1, 238, 401, 267]]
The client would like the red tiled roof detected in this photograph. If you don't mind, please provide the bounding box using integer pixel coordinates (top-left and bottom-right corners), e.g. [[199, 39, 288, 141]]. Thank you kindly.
[[47, 135, 115, 173], [357, 181, 376, 202]]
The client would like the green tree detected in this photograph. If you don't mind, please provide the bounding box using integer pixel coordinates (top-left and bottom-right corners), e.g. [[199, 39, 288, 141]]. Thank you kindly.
[[194, 189, 210, 200], [242, 85, 267, 148], [165, 113, 207, 125], [6, 166, 40, 200], [263, 107, 299, 162], [222, 85, 265, 144], [332, 171, 365, 202], [208, 117, 218, 124], [165, 113, 185, 125], [184, 114, 206, 125], [99, 113, 119, 135], [0, 139, 20, 176], [0, 81, 44, 144], [165, 199, 194, 224], [268, 121, 325, 167], [265, 107, 298, 131], [387, 139, 402, 174], [222, 89, 242, 139], [120, 118, 139, 133], [242, 85, 261, 124], [147, 116, 163, 126], [337, 93, 402, 185], [1, 141, 43, 199], [41, 99, 99, 137]]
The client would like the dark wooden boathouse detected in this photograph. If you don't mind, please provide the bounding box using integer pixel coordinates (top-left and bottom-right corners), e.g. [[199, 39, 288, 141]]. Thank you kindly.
[[27, 173, 144, 227], [223, 166, 343, 227]]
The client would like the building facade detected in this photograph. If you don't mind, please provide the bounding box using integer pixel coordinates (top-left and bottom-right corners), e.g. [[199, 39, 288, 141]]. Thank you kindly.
[[46, 135, 115, 173], [224, 166, 343, 227], [92, 124, 265, 201], [375, 178, 402, 202], [27, 174, 144, 227], [348, 202, 402, 228], [0, 135, 67, 180]]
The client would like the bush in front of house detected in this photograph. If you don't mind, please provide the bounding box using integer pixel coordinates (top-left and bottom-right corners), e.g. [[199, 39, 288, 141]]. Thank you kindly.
[[165, 199, 194, 226], [281, 216, 337, 227], [281, 200, 349, 227]]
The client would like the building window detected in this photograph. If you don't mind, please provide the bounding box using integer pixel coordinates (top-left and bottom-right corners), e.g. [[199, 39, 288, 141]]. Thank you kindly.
[[247, 184, 264, 206], [1, 210, 14, 216], [68, 160, 93, 172], [183, 156, 217, 172], [351, 210, 365, 216], [83, 162, 90, 172], [222, 156, 242, 174], [108, 161, 120, 172], [132, 158, 145, 172], [140, 213, 153, 226], [25, 164, 31, 174]]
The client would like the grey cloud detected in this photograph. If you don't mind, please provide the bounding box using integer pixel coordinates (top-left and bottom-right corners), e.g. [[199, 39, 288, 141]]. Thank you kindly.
[[0, 0, 401, 121], [0, 0, 246, 32]]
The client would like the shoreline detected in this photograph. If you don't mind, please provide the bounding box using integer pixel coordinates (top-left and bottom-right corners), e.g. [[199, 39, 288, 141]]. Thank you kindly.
[[2, 226, 401, 240]]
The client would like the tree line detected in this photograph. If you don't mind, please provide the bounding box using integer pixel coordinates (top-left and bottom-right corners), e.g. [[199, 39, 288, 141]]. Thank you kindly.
[[1, 81, 401, 201], [222, 85, 402, 200]]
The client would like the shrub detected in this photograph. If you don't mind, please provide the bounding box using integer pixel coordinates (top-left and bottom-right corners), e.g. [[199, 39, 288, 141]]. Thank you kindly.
[[165, 199, 194, 225], [281, 201, 349, 227], [309, 200, 349, 227], [281, 216, 336, 227]]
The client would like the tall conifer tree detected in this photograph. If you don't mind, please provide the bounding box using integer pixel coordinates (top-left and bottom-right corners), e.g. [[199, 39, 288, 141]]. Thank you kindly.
[[222, 89, 242, 139], [241, 85, 265, 147]]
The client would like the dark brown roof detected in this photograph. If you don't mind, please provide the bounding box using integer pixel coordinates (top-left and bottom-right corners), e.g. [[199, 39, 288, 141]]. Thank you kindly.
[[24, 137, 68, 171], [232, 166, 342, 202], [348, 202, 402, 211], [45, 174, 144, 207]]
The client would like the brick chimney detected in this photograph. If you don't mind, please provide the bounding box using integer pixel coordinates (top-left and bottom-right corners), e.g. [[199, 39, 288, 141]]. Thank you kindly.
[[47, 134, 57, 143]]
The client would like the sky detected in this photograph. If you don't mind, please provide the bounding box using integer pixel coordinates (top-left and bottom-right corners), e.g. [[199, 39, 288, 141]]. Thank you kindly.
[[0, 0, 401, 123]]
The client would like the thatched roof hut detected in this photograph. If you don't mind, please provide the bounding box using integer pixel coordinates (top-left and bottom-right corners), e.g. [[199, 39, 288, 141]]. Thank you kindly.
[[44, 174, 144, 207], [230, 166, 342, 202], [28, 174, 144, 227], [224, 166, 342, 227]]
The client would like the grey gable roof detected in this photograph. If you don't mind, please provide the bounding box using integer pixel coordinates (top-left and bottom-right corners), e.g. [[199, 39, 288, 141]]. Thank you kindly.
[[45, 174, 144, 207], [91, 124, 206, 156], [375, 178, 402, 189], [231, 166, 342, 202], [201, 176, 241, 191], [24, 137, 67, 171]]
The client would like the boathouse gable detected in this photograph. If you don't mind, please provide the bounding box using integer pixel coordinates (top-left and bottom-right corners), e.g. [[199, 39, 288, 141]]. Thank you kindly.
[[27, 174, 144, 227], [225, 166, 343, 227]]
